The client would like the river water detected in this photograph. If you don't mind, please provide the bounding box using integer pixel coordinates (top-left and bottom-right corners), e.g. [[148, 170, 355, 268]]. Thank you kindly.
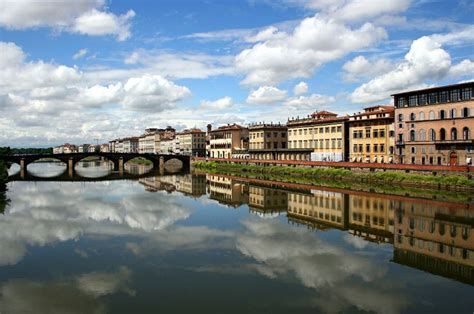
[[0, 161, 473, 313]]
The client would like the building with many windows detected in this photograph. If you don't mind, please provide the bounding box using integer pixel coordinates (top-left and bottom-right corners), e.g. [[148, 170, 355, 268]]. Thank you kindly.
[[122, 137, 139, 153], [393, 82, 473, 165], [287, 111, 349, 161], [348, 105, 395, 163], [176, 128, 206, 157], [248, 123, 287, 160], [208, 124, 249, 158]]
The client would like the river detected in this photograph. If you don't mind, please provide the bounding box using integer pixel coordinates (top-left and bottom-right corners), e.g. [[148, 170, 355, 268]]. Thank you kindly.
[[0, 161, 473, 313]]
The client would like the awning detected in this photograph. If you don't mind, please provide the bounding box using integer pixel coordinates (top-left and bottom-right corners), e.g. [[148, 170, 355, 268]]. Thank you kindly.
[[389, 157, 393, 163], [358, 157, 363, 162], [467, 157, 472, 164], [365, 157, 370, 162], [373, 157, 378, 163]]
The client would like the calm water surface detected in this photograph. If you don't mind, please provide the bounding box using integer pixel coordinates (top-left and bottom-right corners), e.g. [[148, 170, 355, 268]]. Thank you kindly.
[[1, 161, 473, 313]]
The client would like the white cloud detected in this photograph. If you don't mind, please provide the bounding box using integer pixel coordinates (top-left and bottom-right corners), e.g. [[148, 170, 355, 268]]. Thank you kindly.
[[236, 15, 387, 85], [342, 55, 393, 82], [246, 86, 287, 104], [284, 93, 336, 108], [0, 0, 135, 41], [200, 96, 234, 110], [72, 9, 135, 41], [122, 74, 191, 111], [350, 36, 472, 103], [73, 48, 88, 60], [448, 60, 474, 77], [293, 81, 308, 95]]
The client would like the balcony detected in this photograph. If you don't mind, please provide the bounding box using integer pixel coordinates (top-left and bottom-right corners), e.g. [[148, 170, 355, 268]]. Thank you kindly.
[[396, 140, 405, 147]]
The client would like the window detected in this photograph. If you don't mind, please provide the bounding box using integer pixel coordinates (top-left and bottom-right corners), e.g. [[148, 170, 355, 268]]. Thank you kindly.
[[419, 94, 427, 105], [410, 112, 416, 121], [419, 129, 426, 141], [419, 112, 425, 120], [398, 113, 404, 122], [450, 89, 460, 102], [451, 128, 457, 140], [373, 129, 379, 138], [397, 97, 406, 107], [428, 92, 438, 104], [380, 144, 385, 152], [439, 91, 449, 103], [440, 128, 446, 140], [380, 129, 385, 137], [353, 144, 358, 152], [429, 129, 436, 141], [409, 95, 417, 106], [429, 111, 435, 120], [463, 107, 470, 117], [450, 108, 456, 118], [463, 127, 470, 140], [366, 144, 371, 152], [462, 87, 472, 100], [439, 110, 446, 119], [365, 129, 371, 138], [411, 146, 416, 154], [410, 130, 416, 141]]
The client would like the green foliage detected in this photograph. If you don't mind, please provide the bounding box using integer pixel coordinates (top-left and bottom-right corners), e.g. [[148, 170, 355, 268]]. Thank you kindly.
[[8, 147, 53, 154], [128, 157, 153, 165]]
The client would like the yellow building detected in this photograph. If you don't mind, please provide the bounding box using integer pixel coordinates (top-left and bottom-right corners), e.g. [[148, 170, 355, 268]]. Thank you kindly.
[[348, 105, 395, 163], [248, 185, 288, 216], [248, 123, 287, 160], [206, 174, 248, 207], [209, 124, 249, 159], [348, 194, 395, 243], [287, 190, 347, 230], [287, 111, 348, 161]]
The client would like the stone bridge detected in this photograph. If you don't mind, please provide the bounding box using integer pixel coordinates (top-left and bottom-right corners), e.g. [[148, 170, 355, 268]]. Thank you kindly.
[[1, 152, 190, 178]]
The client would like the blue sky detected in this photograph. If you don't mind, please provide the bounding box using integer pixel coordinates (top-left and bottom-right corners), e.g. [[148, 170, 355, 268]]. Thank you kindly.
[[0, 0, 473, 147]]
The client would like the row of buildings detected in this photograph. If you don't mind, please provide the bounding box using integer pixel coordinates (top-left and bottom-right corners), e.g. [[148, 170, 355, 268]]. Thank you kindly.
[[137, 172, 474, 284], [53, 143, 109, 154], [207, 82, 473, 165], [54, 82, 474, 165]]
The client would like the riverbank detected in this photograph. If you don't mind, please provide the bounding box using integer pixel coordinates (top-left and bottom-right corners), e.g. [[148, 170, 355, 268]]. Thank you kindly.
[[127, 157, 153, 166], [193, 160, 474, 193]]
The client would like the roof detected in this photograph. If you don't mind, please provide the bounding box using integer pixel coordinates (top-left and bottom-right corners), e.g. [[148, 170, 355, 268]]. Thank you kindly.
[[209, 123, 247, 132], [248, 123, 287, 131], [391, 81, 474, 97]]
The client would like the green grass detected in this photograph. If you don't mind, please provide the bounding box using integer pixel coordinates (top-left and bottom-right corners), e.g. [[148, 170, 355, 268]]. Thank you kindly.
[[127, 157, 153, 166]]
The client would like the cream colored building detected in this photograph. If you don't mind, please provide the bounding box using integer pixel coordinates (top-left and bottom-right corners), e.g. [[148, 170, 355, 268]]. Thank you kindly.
[[176, 128, 206, 157], [248, 185, 288, 215], [206, 174, 248, 207], [287, 190, 346, 230], [348, 105, 395, 163], [287, 111, 348, 161], [209, 124, 249, 159], [248, 123, 287, 160]]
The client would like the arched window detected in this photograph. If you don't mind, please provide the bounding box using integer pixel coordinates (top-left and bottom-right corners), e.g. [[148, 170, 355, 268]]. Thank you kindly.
[[429, 111, 435, 120], [450, 108, 456, 118], [439, 110, 446, 119], [419, 112, 425, 120], [429, 129, 436, 141], [410, 112, 416, 121], [463, 127, 470, 140], [419, 129, 426, 141], [398, 113, 404, 122], [410, 130, 416, 141], [440, 128, 446, 140], [451, 128, 457, 140], [463, 107, 470, 117]]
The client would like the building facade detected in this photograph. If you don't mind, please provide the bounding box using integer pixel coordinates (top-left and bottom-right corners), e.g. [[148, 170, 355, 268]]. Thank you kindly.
[[287, 111, 348, 161], [348, 105, 395, 163], [393, 82, 473, 165], [208, 124, 249, 159], [176, 128, 206, 157], [122, 137, 139, 153], [248, 123, 287, 160]]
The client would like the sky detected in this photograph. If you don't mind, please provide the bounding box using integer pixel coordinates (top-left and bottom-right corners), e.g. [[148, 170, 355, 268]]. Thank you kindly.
[[0, 0, 473, 147]]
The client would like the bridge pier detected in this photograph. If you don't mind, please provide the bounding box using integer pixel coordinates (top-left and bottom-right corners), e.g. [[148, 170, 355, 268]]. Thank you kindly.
[[159, 157, 165, 175], [20, 158, 26, 179], [118, 157, 124, 176], [67, 158, 75, 179]]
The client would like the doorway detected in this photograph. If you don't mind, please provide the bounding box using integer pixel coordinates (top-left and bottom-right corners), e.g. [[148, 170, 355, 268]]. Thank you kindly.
[[449, 151, 458, 166]]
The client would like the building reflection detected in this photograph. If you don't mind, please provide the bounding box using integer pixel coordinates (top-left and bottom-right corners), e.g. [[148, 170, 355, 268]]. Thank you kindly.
[[393, 200, 474, 284], [248, 186, 287, 217], [198, 174, 473, 284], [139, 174, 206, 196]]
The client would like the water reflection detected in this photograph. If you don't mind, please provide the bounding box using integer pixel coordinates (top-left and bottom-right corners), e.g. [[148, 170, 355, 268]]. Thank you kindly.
[[1, 167, 473, 313]]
